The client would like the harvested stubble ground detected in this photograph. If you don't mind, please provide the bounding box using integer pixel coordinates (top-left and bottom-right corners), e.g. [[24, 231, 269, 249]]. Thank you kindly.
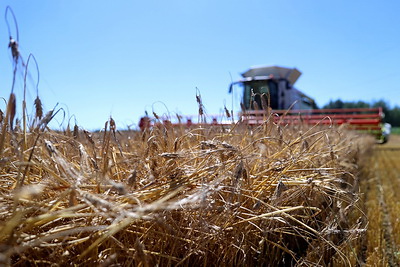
[[361, 135, 400, 266], [0, 118, 373, 266]]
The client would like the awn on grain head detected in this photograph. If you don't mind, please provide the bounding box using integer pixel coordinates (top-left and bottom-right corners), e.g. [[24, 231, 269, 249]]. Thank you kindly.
[[5, 6, 20, 61], [5, 6, 23, 94], [23, 54, 42, 121]]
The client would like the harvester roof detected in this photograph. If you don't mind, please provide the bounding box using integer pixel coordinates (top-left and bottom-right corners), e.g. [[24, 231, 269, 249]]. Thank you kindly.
[[242, 65, 302, 86]]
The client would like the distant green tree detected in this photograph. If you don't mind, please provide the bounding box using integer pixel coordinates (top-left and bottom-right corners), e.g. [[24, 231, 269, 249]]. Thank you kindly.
[[323, 99, 370, 109], [343, 100, 370, 109], [390, 106, 400, 127], [323, 99, 344, 109]]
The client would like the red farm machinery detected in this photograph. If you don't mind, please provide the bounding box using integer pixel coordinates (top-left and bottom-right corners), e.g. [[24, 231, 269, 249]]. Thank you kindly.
[[140, 66, 389, 143]]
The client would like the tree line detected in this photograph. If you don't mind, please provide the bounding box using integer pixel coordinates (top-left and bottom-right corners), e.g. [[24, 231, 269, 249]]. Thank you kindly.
[[322, 99, 400, 127]]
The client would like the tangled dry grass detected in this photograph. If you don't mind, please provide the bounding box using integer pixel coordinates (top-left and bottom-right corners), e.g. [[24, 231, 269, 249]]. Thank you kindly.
[[0, 105, 374, 266]]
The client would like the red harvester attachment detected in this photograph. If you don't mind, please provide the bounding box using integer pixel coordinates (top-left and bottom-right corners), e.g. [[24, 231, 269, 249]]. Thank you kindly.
[[241, 107, 386, 141]]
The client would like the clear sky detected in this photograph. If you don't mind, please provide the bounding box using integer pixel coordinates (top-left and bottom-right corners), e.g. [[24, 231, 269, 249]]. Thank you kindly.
[[0, 1, 399, 130]]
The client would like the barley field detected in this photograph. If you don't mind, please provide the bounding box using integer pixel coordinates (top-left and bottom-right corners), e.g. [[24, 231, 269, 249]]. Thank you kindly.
[[1, 6, 398, 265], [0, 81, 396, 266], [0, 109, 379, 266]]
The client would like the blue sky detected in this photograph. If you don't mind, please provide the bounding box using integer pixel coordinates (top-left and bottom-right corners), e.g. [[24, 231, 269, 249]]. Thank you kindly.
[[0, 1, 399, 130]]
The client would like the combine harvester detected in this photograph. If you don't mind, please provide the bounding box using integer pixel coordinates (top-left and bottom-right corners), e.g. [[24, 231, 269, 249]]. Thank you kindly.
[[142, 66, 389, 143]]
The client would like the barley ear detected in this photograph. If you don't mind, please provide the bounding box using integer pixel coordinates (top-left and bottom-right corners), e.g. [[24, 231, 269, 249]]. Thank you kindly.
[[9, 93, 16, 131], [73, 124, 79, 139], [34, 96, 43, 120]]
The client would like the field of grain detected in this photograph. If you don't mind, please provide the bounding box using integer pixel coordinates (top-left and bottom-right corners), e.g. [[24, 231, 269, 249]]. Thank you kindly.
[[0, 107, 376, 266], [0, 6, 397, 265]]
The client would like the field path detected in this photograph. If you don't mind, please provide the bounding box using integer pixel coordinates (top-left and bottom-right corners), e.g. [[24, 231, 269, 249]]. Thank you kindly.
[[363, 135, 400, 266]]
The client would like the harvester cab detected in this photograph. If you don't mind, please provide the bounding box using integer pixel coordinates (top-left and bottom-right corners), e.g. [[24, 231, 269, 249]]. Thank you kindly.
[[229, 66, 317, 111]]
